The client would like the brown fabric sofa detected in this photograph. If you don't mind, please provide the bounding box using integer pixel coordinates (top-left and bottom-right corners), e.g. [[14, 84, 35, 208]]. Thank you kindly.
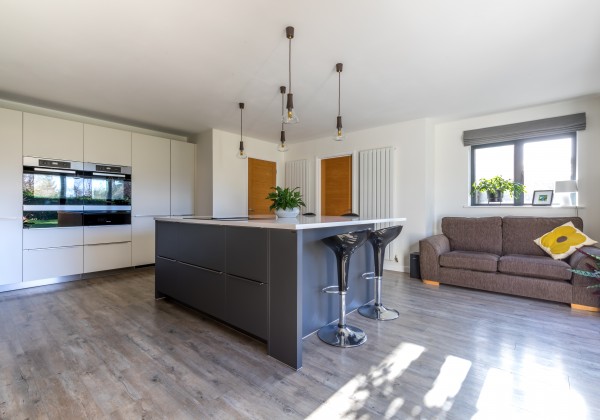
[[419, 216, 600, 310]]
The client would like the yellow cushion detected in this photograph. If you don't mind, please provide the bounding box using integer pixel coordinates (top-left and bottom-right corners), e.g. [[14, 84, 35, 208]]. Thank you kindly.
[[534, 222, 597, 260]]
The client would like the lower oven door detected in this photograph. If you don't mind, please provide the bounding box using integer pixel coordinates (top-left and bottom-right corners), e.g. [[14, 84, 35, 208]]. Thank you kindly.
[[23, 210, 83, 229], [83, 211, 131, 226]]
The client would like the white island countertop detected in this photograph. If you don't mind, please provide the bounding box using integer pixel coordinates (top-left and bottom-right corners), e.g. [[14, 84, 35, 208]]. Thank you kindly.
[[156, 215, 407, 230]]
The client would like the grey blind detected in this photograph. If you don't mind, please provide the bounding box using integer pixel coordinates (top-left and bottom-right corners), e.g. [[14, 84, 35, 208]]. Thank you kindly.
[[463, 113, 586, 146]]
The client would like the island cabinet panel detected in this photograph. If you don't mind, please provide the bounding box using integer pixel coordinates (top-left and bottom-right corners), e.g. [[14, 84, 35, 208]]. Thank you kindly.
[[156, 221, 225, 272], [156, 257, 226, 320], [226, 274, 268, 340], [225, 226, 268, 283]]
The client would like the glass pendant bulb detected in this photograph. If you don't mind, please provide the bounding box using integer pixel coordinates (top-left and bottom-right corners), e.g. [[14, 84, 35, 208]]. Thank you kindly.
[[283, 93, 299, 124], [333, 115, 344, 141], [277, 142, 289, 152], [237, 140, 248, 159]]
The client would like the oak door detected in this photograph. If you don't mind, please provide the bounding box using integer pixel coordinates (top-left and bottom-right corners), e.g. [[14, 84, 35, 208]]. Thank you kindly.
[[321, 155, 352, 216], [248, 158, 277, 216]]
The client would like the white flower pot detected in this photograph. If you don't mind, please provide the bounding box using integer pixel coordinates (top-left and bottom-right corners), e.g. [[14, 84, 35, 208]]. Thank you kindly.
[[275, 207, 300, 218]]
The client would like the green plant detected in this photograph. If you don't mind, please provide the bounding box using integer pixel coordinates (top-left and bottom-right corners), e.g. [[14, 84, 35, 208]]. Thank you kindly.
[[266, 186, 306, 211], [570, 248, 600, 293], [471, 175, 526, 199]]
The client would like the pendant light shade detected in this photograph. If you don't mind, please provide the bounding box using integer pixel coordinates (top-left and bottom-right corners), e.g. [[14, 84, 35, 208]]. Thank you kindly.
[[283, 26, 299, 124], [278, 86, 289, 152], [237, 102, 248, 159], [333, 63, 345, 141]]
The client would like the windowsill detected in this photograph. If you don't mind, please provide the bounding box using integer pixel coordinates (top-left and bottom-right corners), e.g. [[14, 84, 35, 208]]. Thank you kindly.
[[463, 205, 585, 209]]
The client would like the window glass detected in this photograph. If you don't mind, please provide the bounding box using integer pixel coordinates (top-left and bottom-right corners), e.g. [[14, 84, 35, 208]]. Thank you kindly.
[[473, 145, 515, 204], [471, 134, 575, 206], [523, 137, 572, 204]]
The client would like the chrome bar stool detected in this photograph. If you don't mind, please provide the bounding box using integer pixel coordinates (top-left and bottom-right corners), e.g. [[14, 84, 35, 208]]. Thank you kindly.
[[318, 230, 369, 347], [359, 225, 403, 321]]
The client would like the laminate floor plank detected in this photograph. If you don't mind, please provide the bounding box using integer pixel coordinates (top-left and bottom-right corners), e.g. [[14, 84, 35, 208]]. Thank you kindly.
[[0, 267, 599, 419]]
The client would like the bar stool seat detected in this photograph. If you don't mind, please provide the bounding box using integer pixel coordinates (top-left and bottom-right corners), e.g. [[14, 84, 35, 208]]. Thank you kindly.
[[318, 230, 369, 347], [359, 225, 403, 321]]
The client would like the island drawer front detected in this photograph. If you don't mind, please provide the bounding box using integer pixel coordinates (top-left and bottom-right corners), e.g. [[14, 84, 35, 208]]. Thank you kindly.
[[156, 221, 225, 272], [226, 227, 268, 283], [226, 274, 267, 340], [156, 256, 226, 320]]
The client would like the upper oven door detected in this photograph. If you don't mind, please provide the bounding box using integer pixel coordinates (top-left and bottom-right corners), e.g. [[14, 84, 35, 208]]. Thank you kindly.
[[22, 157, 85, 209], [83, 163, 132, 210]]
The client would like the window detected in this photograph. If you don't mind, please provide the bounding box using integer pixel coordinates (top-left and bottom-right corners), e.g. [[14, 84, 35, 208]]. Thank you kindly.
[[471, 134, 576, 205]]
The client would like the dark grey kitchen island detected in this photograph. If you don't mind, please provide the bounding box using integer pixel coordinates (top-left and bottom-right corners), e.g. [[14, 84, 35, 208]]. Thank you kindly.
[[154, 215, 406, 369]]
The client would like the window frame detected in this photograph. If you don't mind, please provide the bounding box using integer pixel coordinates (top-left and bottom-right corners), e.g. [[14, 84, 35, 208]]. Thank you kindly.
[[470, 133, 577, 206]]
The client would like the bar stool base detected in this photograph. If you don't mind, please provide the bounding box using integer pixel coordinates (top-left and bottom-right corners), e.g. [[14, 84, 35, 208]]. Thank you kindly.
[[317, 324, 367, 348], [358, 303, 399, 321]]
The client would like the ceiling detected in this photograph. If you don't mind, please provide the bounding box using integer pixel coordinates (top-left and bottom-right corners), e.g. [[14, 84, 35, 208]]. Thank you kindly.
[[1, 0, 599, 143]]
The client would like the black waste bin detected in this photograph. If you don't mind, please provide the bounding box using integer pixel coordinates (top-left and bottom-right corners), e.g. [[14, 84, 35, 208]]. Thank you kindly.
[[410, 252, 421, 279]]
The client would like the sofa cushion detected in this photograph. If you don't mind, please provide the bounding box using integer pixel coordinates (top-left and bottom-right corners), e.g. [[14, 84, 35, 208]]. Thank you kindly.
[[498, 254, 572, 281], [440, 251, 499, 273], [502, 216, 583, 256], [534, 222, 597, 260], [442, 217, 502, 254]]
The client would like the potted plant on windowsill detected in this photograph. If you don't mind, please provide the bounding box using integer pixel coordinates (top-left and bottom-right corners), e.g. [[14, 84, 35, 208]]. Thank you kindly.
[[266, 186, 306, 218], [471, 176, 526, 204]]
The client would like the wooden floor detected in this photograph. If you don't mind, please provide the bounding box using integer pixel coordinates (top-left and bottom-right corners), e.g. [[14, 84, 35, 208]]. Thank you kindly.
[[0, 268, 599, 419]]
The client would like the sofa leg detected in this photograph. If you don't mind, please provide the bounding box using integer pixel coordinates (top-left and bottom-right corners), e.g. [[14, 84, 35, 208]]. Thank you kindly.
[[571, 303, 600, 312], [422, 279, 440, 286]]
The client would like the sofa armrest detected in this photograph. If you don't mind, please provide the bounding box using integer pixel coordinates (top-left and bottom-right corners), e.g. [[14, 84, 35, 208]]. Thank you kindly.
[[569, 246, 600, 287], [419, 234, 450, 281]]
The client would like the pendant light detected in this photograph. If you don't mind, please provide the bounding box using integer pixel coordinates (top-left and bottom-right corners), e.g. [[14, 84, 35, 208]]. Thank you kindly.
[[278, 86, 289, 152], [237, 102, 247, 159], [333, 63, 344, 141], [283, 26, 299, 124]]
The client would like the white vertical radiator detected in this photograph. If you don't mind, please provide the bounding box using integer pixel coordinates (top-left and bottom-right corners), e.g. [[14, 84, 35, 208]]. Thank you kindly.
[[285, 159, 313, 213], [359, 147, 396, 260]]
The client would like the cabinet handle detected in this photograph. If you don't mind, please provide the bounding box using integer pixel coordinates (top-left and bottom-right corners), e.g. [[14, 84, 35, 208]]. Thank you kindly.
[[228, 274, 265, 286], [177, 260, 223, 275], [0, 217, 19, 221], [157, 256, 177, 262], [133, 214, 170, 218], [85, 241, 131, 247]]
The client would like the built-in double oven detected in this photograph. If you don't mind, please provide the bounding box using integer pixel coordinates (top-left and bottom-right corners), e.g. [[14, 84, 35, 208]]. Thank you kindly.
[[23, 157, 132, 228]]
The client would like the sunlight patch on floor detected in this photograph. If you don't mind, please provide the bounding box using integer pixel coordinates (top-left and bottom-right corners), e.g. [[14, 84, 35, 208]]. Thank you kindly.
[[423, 355, 472, 409], [306, 342, 425, 419]]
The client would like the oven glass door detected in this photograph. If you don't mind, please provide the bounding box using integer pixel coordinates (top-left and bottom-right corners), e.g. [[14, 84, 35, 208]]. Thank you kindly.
[[84, 173, 131, 207], [23, 167, 84, 206], [22, 210, 83, 229]]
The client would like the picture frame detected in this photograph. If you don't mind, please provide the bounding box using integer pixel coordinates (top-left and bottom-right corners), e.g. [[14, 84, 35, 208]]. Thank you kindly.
[[532, 190, 554, 206]]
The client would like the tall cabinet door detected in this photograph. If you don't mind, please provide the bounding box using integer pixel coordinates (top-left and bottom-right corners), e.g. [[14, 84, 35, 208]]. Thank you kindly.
[[84, 124, 132, 166], [171, 141, 195, 216], [0, 108, 23, 285], [132, 133, 171, 265], [23, 113, 83, 161]]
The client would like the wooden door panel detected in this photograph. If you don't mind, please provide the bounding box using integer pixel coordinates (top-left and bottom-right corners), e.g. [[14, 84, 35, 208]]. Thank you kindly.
[[248, 158, 277, 216], [321, 155, 352, 216]]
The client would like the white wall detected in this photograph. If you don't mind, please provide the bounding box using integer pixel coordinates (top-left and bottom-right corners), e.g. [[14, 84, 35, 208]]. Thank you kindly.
[[194, 130, 213, 216], [434, 95, 600, 239], [211, 129, 285, 218], [285, 118, 436, 271]]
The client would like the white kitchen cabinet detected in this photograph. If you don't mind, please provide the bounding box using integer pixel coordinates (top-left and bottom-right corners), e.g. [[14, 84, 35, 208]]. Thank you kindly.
[[23, 227, 84, 249], [23, 113, 83, 161], [171, 140, 195, 216], [84, 225, 131, 245], [23, 246, 84, 282], [0, 108, 23, 285], [131, 217, 156, 266], [132, 133, 170, 266], [84, 242, 132, 273], [84, 124, 132, 166]]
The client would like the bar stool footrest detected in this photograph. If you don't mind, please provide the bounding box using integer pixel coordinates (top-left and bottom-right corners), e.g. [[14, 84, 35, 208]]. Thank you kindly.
[[322, 285, 345, 294]]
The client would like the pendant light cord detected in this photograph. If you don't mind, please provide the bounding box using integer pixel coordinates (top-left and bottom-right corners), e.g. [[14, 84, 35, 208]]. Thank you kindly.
[[240, 107, 243, 141], [281, 91, 285, 131], [288, 38, 292, 93], [338, 70, 341, 117]]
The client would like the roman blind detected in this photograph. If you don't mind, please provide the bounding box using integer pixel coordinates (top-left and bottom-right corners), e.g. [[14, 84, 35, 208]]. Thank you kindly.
[[463, 113, 586, 146]]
